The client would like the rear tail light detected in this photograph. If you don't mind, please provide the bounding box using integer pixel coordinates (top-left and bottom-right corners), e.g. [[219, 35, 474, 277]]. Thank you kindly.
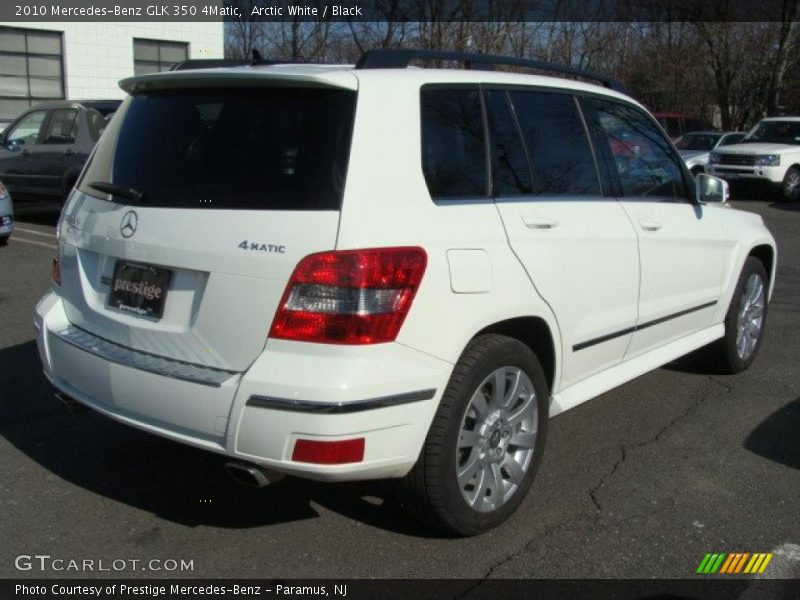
[[292, 438, 365, 464], [51, 257, 61, 286], [269, 247, 427, 345]]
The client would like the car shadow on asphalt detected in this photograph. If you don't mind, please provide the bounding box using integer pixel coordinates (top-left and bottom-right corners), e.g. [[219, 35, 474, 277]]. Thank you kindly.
[[0, 340, 440, 537], [744, 397, 800, 470]]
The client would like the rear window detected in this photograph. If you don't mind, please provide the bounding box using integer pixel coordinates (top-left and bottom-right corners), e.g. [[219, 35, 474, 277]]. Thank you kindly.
[[78, 87, 356, 210]]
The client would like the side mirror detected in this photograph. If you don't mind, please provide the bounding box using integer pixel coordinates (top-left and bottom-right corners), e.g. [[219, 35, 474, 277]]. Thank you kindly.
[[4, 138, 23, 150], [696, 173, 729, 204]]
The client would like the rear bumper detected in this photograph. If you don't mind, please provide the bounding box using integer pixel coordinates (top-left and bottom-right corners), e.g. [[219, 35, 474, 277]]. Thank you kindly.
[[35, 291, 452, 481]]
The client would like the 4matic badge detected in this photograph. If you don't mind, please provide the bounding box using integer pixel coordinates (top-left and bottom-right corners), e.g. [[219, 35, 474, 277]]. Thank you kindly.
[[238, 240, 286, 254]]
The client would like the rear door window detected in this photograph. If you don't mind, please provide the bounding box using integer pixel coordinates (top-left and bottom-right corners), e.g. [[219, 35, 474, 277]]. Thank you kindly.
[[42, 108, 79, 144], [78, 87, 356, 210], [421, 87, 487, 199], [509, 90, 601, 196]]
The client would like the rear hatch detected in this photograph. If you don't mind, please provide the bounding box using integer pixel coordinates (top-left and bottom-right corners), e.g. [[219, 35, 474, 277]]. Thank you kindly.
[[58, 68, 357, 373]]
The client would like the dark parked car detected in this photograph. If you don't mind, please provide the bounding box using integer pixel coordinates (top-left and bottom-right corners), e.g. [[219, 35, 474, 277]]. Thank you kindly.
[[0, 100, 121, 202]]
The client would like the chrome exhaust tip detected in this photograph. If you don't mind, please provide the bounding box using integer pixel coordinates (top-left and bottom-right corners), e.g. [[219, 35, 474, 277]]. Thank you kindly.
[[224, 461, 285, 488], [54, 392, 87, 414]]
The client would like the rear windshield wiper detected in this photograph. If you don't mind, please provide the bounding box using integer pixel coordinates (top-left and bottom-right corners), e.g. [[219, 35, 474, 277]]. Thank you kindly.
[[88, 181, 146, 203]]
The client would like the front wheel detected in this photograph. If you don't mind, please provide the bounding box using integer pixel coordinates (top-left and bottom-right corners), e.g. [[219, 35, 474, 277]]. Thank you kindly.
[[709, 257, 769, 373], [782, 166, 800, 202], [400, 334, 549, 536]]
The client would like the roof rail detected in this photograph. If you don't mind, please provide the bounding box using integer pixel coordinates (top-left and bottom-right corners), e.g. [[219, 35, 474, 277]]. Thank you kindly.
[[355, 49, 626, 94]]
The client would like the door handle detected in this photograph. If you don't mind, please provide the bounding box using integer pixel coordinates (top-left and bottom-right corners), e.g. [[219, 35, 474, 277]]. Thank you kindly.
[[639, 220, 663, 232], [522, 216, 559, 229]]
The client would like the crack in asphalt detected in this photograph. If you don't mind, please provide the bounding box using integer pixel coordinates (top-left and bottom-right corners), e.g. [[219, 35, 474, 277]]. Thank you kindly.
[[588, 374, 733, 515], [454, 516, 595, 599], [460, 374, 735, 595]]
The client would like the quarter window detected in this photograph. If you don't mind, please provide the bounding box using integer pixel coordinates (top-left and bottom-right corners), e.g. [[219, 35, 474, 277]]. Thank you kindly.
[[591, 100, 688, 200], [509, 91, 601, 196], [421, 88, 487, 199]]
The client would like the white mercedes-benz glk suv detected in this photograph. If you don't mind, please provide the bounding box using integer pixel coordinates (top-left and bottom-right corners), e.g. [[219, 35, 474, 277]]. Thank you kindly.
[[35, 50, 776, 536]]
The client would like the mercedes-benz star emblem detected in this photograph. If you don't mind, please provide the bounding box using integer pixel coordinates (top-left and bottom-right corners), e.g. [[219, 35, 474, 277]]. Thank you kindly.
[[120, 210, 138, 238]]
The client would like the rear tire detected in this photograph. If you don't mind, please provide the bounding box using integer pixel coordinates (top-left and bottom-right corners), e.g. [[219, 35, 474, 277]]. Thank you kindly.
[[399, 334, 549, 536], [782, 166, 800, 202], [708, 257, 768, 374]]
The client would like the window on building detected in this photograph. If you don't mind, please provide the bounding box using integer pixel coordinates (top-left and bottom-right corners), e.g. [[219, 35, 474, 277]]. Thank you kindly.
[[0, 27, 64, 123], [133, 39, 189, 75]]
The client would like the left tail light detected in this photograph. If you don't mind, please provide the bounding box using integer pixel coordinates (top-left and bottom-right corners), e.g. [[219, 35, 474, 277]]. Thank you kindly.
[[269, 247, 427, 345]]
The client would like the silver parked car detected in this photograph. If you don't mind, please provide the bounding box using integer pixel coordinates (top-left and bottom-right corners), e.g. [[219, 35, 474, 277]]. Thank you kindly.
[[676, 131, 745, 176], [0, 181, 13, 246]]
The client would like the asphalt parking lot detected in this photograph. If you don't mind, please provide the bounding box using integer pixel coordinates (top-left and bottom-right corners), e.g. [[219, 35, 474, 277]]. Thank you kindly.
[[1, 196, 798, 584]]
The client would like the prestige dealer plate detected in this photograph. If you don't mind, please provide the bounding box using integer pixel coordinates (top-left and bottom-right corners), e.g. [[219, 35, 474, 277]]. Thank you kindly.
[[108, 261, 171, 319]]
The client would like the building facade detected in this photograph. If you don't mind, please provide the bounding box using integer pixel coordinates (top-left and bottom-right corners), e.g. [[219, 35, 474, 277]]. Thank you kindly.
[[0, 22, 223, 126]]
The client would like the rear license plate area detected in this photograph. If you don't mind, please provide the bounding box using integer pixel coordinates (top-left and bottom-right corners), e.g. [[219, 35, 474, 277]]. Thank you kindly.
[[108, 261, 171, 319]]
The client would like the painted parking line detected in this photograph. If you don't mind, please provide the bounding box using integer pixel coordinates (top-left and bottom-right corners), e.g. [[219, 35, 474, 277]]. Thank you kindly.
[[14, 226, 57, 238], [11, 236, 57, 250]]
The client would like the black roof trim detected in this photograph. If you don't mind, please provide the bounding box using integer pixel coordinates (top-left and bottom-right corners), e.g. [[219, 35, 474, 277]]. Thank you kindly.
[[355, 49, 626, 94]]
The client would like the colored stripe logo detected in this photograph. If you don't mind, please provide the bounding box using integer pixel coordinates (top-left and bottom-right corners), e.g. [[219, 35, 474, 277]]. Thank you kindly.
[[696, 552, 773, 574]]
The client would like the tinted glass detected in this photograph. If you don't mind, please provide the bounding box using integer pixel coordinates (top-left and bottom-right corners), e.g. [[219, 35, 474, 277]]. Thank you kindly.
[[27, 32, 61, 55], [510, 91, 600, 196], [421, 88, 486, 198], [0, 29, 26, 53], [486, 90, 532, 196], [720, 133, 745, 146], [0, 54, 26, 76], [743, 120, 800, 145], [29, 78, 61, 98], [133, 40, 159, 61], [28, 56, 61, 78], [43, 108, 78, 144], [6, 109, 45, 144], [78, 88, 356, 210], [1, 76, 28, 97], [160, 43, 188, 63], [0, 98, 31, 121], [592, 100, 687, 200]]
